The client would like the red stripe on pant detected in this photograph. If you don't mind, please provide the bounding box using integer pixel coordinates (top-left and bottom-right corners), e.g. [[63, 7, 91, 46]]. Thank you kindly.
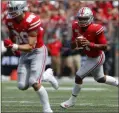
[[38, 46, 47, 83], [81, 52, 104, 78]]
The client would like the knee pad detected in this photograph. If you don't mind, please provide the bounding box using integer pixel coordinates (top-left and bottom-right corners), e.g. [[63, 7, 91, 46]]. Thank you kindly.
[[18, 82, 28, 90], [96, 77, 106, 83], [75, 75, 83, 84]]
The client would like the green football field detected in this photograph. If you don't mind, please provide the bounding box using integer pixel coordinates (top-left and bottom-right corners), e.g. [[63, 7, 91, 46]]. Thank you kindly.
[[1, 78, 119, 113]]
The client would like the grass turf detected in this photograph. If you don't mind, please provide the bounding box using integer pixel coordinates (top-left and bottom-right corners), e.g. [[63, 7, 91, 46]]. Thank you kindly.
[[1, 80, 118, 113]]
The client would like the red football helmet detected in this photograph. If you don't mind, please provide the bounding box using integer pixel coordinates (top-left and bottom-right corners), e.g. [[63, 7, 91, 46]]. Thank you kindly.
[[76, 7, 93, 27]]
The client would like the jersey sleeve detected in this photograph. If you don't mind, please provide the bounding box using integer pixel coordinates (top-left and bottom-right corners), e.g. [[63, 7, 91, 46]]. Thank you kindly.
[[71, 21, 77, 41], [72, 29, 76, 41], [3, 16, 11, 29], [2, 15, 6, 24], [95, 24, 107, 44], [95, 24, 104, 35], [97, 32, 107, 44], [27, 14, 42, 32]]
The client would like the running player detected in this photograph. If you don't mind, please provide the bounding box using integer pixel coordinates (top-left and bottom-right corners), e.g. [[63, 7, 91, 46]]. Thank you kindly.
[[4, 1, 59, 112], [60, 7, 118, 108]]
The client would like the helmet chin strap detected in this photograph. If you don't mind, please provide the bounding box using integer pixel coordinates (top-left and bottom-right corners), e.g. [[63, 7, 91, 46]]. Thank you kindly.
[[78, 21, 92, 27]]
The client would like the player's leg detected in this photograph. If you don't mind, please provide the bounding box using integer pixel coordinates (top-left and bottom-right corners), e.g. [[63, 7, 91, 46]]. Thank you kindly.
[[17, 56, 30, 90], [92, 52, 118, 87], [60, 52, 105, 108], [60, 75, 82, 108], [42, 56, 59, 90], [29, 46, 53, 113], [60, 58, 87, 108], [42, 68, 59, 90], [92, 65, 118, 87]]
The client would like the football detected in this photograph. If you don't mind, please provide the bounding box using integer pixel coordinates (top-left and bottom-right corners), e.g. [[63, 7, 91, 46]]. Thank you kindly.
[[71, 36, 84, 49]]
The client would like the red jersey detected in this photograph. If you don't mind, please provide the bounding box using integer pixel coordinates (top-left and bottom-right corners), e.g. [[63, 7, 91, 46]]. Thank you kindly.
[[72, 21, 107, 57], [4, 12, 44, 48]]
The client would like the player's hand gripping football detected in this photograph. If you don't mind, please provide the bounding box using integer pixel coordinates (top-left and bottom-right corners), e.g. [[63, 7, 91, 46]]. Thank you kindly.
[[79, 38, 90, 47], [71, 36, 84, 49]]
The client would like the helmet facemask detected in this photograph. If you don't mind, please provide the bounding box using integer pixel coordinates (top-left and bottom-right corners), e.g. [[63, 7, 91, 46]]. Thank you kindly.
[[7, 1, 27, 19], [8, 7, 23, 18], [77, 16, 93, 27]]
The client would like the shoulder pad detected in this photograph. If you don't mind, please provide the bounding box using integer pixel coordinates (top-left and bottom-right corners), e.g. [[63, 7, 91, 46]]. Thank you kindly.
[[92, 24, 104, 35], [26, 13, 41, 31]]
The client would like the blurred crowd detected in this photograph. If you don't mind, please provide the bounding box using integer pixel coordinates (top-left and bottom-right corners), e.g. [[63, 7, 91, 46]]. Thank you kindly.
[[1, 0, 119, 77]]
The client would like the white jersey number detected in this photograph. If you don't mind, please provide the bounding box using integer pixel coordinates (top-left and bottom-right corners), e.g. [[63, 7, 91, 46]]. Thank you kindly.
[[12, 30, 29, 44], [26, 14, 36, 23]]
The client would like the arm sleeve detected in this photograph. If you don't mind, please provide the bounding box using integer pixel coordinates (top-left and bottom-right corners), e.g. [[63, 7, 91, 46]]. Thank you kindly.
[[71, 23, 77, 41], [96, 25, 104, 35], [27, 16, 42, 32], [3, 18, 11, 29], [95, 24, 107, 44], [39, 26, 44, 39], [72, 29, 76, 41], [97, 32, 107, 44]]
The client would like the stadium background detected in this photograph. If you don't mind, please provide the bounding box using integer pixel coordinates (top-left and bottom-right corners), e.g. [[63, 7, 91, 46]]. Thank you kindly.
[[1, 0, 119, 78], [1, 1, 119, 113]]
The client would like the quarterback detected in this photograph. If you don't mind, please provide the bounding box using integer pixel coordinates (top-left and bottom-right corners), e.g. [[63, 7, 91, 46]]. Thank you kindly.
[[60, 7, 118, 108], [3, 1, 59, 113]]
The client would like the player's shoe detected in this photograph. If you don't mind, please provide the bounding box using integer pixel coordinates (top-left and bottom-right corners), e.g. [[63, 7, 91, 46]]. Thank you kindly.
[[60, 98, 75, 109], [43, 108, 53, 113], [45, 68, 59, 90]]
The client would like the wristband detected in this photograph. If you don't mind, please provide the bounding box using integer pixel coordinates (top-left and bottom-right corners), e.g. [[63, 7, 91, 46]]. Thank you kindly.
[[12, 44, 19, 50]]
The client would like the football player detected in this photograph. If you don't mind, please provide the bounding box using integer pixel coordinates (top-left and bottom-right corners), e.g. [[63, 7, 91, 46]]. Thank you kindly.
[[3, 1, 59, 112], [60, 7, 118, 108]]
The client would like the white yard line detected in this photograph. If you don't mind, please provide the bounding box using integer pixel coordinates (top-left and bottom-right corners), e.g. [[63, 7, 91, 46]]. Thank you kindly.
[[2, 77, 118, 83], [2, 95, 117, 99], [4, 86, 108, 91], [2, 101, 118, 107]]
